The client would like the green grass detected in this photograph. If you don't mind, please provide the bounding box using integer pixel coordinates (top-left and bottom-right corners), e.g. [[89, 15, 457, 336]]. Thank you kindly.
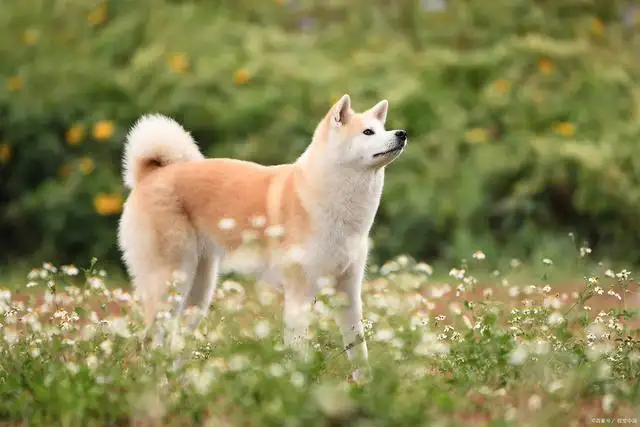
[[0, 253, 638, 426]]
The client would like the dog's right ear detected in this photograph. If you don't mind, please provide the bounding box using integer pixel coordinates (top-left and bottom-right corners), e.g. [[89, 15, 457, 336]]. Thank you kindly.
[[331, 94, 351, 128]]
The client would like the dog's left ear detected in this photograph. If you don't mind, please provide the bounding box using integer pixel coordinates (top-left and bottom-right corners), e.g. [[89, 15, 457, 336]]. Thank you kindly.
[[366, 99, 389, 124]]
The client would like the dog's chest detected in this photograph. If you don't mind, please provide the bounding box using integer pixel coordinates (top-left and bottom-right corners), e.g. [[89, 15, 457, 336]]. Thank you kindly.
[[306, 228, 365, 276], [304, 178, 383, 276]]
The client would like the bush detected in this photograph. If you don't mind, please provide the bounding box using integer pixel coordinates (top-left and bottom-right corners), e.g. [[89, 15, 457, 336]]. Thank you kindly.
[[2, 0, 640, 268]]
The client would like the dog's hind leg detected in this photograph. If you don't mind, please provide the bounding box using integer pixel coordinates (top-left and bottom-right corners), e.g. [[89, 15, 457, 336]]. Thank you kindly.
[[181, 246, 223, 334], [137, 249, 199, 349]]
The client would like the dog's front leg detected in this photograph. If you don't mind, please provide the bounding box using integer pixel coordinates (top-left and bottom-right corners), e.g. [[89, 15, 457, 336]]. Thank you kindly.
[[334, 256, 370, 383]]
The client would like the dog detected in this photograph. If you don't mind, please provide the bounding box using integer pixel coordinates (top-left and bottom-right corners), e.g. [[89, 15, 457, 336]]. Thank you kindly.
[[117, 94, 407, 381]]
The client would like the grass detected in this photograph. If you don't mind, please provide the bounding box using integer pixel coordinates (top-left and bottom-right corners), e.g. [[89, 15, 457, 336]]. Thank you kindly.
[[0, 252, 638, 426]]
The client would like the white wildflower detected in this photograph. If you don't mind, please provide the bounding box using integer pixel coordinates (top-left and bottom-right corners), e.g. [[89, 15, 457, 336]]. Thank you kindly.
[[380, 261, 399, 275], [508, 343, 529, 365], [99, 339, 113, 356], [66, 362, 80, 375], [88, 277, 104, 290], [313, 382, 355, 418], [254, 320, 271, 339], [414, 332, 450, 356], [616, 269, 631, 280], [532, 339, 550, 355], [62, 265, 79, 276], [547, 312, 564, 326], [527, 394, 542, 411], [269, 363, 285, 377], [107, 317, 131, 338], [229, 355, 250, 372], [414, 262, 433, 275], [548, 380, 563, 393], [374, 328, 395, 342], [218, 218, 236, 230], [86, 354, 98, 370], [397, 255, 410, 267], [264, 224, 285, 238], [43, 262, 57, 273], [3, 329, 18, 346], [448, 268, 465, 280], [250, 215, 267, 228], [587, 343, 613, 360], [187, 367, 215, 395], [472, 250, 486, 260], [290, 371, 305, 388]]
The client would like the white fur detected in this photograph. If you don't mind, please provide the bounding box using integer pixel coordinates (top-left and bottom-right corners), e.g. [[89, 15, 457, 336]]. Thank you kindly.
[[122, 114, 204, 189]]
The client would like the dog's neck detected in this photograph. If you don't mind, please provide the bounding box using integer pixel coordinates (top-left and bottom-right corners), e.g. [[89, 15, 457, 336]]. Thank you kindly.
[[295, 149, 385, 236]]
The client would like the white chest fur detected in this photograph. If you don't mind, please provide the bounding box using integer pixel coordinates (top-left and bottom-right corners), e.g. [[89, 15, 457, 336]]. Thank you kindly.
[[300, 169, 384, 279]]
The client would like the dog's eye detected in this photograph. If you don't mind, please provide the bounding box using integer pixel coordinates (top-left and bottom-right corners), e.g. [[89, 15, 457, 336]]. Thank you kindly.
[[362, 129, 375, 136]]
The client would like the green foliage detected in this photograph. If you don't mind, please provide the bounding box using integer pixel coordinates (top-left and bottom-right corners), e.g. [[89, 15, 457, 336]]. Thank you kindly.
[[2, 0, 640, 267]]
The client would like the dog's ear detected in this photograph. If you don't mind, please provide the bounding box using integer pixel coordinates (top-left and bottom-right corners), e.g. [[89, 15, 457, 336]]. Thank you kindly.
[[366, 99, 388, 124], [331, 94, 351, 127]]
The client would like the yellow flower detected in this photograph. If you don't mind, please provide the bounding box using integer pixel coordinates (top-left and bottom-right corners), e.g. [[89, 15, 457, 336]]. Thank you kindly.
[[65, 123, 85, 145], [58, 163, 72, 178], [22, 28, 40, 45], [493, 79, 511, 94], [465, 128, 488, 144], [79, 157, 95, 175], [591, 18, 604, 36], [233, 69, 251, 86], [88, 4, 108, 26], [6, 76, 23, 92], [92, 120, 114, 141], [0, 144, 11, 163], [168, 53, 189, 74], [537, 58, 553, 75], [94, 193, 123, 216], [552, 121, 576, 137]]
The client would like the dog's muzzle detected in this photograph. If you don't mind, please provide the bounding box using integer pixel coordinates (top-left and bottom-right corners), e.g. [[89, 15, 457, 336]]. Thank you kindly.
[[373, 129, 408, 158]]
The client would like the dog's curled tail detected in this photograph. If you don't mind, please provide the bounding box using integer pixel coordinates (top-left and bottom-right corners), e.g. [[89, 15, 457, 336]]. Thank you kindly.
[[122, 114, 204, 189]]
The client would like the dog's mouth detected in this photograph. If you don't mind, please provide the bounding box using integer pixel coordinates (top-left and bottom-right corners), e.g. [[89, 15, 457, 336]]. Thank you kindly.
[[373, 144, 405, 158]]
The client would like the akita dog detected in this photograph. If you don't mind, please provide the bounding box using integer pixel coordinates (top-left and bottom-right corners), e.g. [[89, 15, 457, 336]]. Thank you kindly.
[[117, 94, 407, 381]]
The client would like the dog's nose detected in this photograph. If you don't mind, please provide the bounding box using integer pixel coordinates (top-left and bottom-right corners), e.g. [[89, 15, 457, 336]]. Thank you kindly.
[[395, 130, 407, 141]]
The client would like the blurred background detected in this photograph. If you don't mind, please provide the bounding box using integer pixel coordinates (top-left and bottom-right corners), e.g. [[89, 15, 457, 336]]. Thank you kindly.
[[2, 0, 640, 277]]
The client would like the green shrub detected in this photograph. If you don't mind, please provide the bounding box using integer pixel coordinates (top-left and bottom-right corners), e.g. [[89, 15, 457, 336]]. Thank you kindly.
[[2, 0, 640, 268]]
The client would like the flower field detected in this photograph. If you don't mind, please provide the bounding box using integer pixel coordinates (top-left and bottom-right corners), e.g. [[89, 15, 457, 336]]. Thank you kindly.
[[0, 252, 638, 426]]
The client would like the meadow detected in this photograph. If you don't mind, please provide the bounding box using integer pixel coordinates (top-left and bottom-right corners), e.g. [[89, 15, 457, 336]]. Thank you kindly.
[[2, 0, 640, 425], [0, 247, 638, 426]]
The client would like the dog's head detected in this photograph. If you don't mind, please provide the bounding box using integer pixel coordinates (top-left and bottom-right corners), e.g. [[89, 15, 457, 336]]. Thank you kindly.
[[310, 94, 407, 170]]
